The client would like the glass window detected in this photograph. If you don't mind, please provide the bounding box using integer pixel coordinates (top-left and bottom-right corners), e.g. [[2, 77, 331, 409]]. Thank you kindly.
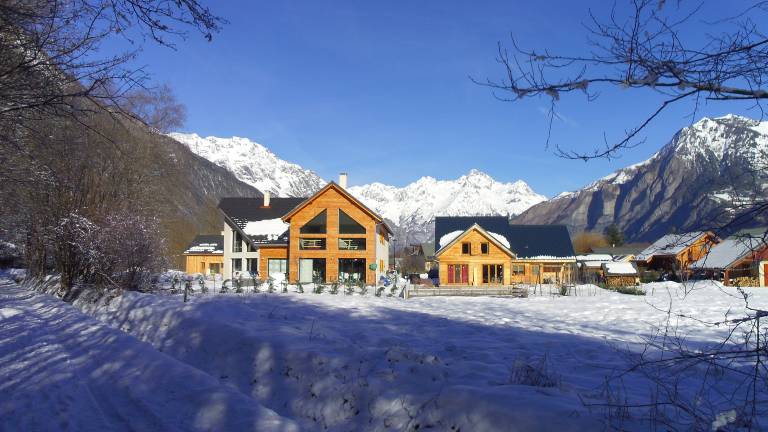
[[532, 265, 540, 275], [268, 259, 287, 277], [338, 258, 366, 282], [232, 258, 242, 272], [300, 210, 327, 234], [461, 242, 471, 255], [512, 264, 525, 275], [481, 243, 489, 254], [246, 258, 258, 274], [233, 231, 242, 252], [482, 264, 504, 284], [339, 209, 366, 234], [339, 238, 366, 250], [300, 238, 326, 250]]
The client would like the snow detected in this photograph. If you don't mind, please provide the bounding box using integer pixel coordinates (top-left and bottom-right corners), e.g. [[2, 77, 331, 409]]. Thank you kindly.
[[348, 170, 547, 242], [636, 232, 707, 261], [184, 243, 223, 254], [60, 279, 768, 430], [243, 218, 289, 238], [520, 255, 576, 260], [602, 261, 638, 275], [487, 230, 511, 249], [0, 278, 296, 431], [690, 237, 764, 269], [169, 132, 325, 197], [576, 254, 614, 262], [438, 230, 464, 249], [5, 275, 768, 430]]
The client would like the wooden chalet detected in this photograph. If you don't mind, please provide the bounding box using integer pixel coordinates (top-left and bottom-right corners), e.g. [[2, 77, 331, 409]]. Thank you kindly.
[[434, 216, 576, 286], [219, 174, 392, 285], [183, 234, 224, 275], [690, 233, 768, 287], [635, 231, 718, 276]]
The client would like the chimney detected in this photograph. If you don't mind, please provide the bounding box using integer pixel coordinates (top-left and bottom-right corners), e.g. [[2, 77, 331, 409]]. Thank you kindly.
[[263, 191, 271, 207], [339, 172, 348, 189]]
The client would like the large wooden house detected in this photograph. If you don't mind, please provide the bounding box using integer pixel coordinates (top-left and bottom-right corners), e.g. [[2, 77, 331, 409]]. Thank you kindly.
[[219, 174, 391, 285], [434, 216, 576, 286], [635, 231, 718, 276], [183, 234, 224, 275]]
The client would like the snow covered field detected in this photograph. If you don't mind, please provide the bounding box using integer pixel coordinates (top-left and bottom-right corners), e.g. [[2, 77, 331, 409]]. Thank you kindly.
[[2, 276, 766, 431]]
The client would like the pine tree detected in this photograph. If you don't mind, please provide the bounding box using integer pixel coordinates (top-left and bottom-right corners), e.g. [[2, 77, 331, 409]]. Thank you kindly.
[[604, 224, 625, 247]]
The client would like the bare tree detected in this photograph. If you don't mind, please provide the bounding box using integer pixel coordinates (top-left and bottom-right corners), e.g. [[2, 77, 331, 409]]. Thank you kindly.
[[123, 84, 187, 132], [475, 0, 768, 160]]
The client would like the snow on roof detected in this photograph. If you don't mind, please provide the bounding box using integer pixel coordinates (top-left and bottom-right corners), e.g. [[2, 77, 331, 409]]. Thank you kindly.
[[185, 244, 223, 254], [576, 254, 614, 262], [602, 262, 638, 275], [487, 231, 511, 249], [690, 237, 766, 269], [518, 255, 576, 261], [581, 261, 608, 268], [636, 232, 707, 261], [438, 230, 464, 249], [243, 218, 289, 240]]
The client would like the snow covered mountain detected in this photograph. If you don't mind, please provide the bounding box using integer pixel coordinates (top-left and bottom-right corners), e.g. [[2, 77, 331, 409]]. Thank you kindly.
[[349, 170, 547, 244], [515, 114, 768, 240], [168, 133, 325, 197]]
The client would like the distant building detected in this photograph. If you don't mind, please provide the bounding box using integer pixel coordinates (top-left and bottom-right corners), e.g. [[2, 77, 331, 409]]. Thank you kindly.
[[635, 231, 719, 276], [434, 216, 576, 286], [690, 234, 768, 287], [589, 245, 648, 262], [183, 235, 224, 275]]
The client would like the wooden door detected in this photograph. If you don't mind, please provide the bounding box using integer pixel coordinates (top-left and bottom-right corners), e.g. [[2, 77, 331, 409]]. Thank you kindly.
[[764, 263, 768, 287]]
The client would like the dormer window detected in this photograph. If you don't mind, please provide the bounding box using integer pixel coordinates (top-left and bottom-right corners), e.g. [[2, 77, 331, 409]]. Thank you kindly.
[[300, 210, 327, 234]]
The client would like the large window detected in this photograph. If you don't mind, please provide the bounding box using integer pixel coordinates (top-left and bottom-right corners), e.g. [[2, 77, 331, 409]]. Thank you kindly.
[[300, 238, 326, 250], [233, 231, 242, 252], [232, 258, 242, 272], [339, 209, 366, 234], [482, 264, 504, 284], [268, 259, 287, 277], [339, 258, 366, 282], [246, 258, 258, 275], [512, 264, 525, 275], [299, 258, 326, 283], [461, 242, 471, 255], [339, 238, 366, 250], [447, 264, 468, 284], [300, 210, 327, 234]]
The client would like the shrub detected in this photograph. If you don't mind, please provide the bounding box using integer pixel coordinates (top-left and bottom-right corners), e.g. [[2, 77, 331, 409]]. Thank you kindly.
[[509, 355, 560, 388], [329, 282, 339, 295], [614, 285, 645, 296]]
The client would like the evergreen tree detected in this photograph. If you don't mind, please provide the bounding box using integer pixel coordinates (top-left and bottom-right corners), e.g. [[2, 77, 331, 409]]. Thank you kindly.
[[604, 224, 625, 247]]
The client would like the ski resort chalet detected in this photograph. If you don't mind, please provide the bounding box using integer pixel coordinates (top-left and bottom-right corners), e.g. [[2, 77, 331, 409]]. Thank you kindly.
[[219, 174, 392, 285], [434, 216, 576, 286]]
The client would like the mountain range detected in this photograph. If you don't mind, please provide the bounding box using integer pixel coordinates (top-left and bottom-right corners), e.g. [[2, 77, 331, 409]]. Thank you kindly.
[[514, 114, 768, 240], [168, 114, 768, 245]]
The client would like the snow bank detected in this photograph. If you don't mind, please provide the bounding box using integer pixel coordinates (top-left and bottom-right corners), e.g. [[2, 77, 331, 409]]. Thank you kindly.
[[0, 279, 296, 432], [76, 280, 768, 431]]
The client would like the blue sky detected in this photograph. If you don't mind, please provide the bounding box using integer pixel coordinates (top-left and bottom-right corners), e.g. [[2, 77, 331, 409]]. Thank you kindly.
[[111, 1, 761, 197]]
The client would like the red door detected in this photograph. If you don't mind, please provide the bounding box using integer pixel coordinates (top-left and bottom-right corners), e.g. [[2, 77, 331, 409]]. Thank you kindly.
[[448, 265, 454, 284], [461, 264, 468, 284]]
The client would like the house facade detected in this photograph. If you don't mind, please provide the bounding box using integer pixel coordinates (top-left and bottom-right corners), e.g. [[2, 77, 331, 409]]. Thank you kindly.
[[690, 234, 768, 286], [434, 216, 576, 286], [220, 176, 391, 285], [183, 234, 224, 275]]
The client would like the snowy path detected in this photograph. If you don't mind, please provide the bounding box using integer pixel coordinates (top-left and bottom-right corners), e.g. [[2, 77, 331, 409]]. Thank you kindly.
[[0, 279, 297, 432]]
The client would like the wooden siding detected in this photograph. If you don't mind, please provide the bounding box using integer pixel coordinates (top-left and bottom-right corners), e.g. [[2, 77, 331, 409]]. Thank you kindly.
[[438, 228, 513, 286], [259, 246, 288, 280], [437, 228, 574, 286], [184, 254, 223, 275], [285, 186, 383, 285]]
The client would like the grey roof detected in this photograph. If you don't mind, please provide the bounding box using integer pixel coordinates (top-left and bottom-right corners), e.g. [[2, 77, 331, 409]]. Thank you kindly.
[[421, 242, 435, 258], [690, 237, 767, 270], [184, 234, 224, 254], [218, 197, 305, 245], [636, 232, 708, 261], [434, 216, 575, 259]]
